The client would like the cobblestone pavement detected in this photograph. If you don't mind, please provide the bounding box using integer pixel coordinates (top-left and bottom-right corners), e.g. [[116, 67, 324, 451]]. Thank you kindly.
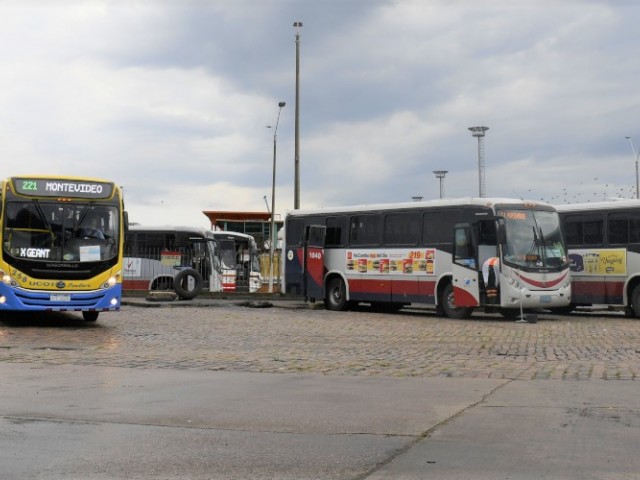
[[0, 304, 639, 380]]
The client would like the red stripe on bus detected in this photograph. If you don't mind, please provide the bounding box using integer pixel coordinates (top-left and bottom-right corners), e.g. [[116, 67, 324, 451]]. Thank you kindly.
[[347, 278, 437, 302], [453, 286, 479, 307], [349, 278, 392, 295], [123, 280, 150, 290], [516, 271, 568, 289], [572, 279, 624, 298]]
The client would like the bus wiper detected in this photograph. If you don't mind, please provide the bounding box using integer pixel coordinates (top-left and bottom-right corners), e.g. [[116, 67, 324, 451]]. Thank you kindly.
[[33, 200, 51, 231]]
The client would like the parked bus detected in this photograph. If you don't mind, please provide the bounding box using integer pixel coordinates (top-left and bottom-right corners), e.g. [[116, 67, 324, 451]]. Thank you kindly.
[[212, 231, 262, 293], [284, 198, 571, 319], [556, 199, 640, 316], [124, 226, 261, 296], [0, 175, 126, 321]]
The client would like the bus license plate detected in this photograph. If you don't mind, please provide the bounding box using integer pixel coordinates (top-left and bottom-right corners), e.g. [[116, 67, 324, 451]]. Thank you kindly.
[[50, 294, 71, 302], [540, 296, 551, 304]]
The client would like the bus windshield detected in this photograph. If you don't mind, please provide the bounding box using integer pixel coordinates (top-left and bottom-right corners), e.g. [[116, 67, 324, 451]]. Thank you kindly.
[[500, 209, 567, 269], [3, 201, 119, 263]]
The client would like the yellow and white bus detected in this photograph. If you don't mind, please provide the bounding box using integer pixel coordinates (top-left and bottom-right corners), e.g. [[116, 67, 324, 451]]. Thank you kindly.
[[0, 176, 126, 321], [284, 198, 571, 318]]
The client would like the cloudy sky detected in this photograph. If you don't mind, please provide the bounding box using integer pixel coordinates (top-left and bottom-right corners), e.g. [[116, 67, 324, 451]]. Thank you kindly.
[[1, 0, 639, 228]]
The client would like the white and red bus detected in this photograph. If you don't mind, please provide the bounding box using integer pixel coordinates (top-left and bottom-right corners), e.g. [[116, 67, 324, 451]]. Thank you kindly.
[[284, 198, 571, 318], [124, 226, 261, 297], [556, 199, 640, 316]]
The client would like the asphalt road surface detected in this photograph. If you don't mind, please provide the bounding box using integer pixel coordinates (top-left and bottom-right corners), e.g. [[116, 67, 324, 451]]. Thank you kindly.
[[1, 302, 639, 479]]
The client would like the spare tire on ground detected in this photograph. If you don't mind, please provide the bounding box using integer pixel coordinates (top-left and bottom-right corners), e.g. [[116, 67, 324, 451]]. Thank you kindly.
[[173, 268, 204, 300]]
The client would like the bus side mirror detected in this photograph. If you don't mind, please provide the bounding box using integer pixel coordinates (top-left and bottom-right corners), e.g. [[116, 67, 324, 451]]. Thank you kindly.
[[123, 211, 129, 233], [496, 218, 506, 245]]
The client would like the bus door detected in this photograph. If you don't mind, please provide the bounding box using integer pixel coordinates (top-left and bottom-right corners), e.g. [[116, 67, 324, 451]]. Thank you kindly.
[[218, 239, 237, 292], [452, 219, 502, 308], [452, 222, 481, 308], [304, 225, 326, 301]]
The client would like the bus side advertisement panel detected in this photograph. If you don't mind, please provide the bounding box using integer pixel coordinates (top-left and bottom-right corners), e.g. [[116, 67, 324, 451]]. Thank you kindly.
[[568, 248, 626, 275], [346, 248, 437, 304]]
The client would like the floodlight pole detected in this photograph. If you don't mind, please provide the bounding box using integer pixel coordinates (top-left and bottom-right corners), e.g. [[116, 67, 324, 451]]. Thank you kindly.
[[625, 136, 640, 199], [293, 21, 303, 209], [268, 102, 286, 293]]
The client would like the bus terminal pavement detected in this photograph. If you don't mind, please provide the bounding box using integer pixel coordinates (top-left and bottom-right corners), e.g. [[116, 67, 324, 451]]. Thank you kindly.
[[1, 295, 639, 478]]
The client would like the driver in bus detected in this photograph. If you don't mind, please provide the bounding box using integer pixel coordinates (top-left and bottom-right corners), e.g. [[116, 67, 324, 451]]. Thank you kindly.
[[79, 214, 105, 240]]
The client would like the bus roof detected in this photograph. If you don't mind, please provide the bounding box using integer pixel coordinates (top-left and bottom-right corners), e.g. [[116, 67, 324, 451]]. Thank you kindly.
[[128, 225, 258, 242], [285, 197, 553, 217], [128, 225, 214, 237], [555, 199, 640, 213]]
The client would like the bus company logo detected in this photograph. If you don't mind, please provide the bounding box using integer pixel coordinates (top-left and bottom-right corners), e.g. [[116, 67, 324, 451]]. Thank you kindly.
[[56, 281, 66, 289], [28, 280, 58, 287]]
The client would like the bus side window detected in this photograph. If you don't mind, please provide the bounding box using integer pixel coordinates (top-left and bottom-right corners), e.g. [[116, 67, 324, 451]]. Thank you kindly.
[[563, 219, 582, 246], [608, 213, 628, 245], [454, 227, 476, 268], [478, 220, 497, 245]]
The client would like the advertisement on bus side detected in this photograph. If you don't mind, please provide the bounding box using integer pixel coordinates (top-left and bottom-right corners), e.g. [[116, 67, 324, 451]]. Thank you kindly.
[[568, 248, 626, 275], [345, 249, 436, 275]]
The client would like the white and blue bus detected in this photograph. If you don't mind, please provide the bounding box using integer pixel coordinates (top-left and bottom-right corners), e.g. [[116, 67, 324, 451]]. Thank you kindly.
[[284, 198, 571, 319], [124, 226, 261, 297]]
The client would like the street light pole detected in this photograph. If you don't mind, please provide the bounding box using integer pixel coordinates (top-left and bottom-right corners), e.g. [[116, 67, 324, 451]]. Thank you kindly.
[[625, 136, 640, 199], [268, 102, 286, 293], [293, 21, 303, 209]]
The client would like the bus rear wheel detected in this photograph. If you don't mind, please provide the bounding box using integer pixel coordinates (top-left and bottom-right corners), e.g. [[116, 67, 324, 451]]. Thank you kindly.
[[325, 277, 348, 311], [441, 283, 473, 319]]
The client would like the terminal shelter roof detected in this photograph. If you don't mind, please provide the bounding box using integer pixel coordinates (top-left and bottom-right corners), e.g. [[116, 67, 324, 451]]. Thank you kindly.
[[202, 210, 272, 229]]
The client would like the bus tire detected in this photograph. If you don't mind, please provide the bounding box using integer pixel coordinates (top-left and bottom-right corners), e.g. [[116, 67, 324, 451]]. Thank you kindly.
[[441, 283, 473, 319], [325, 277, 348, 311], [82, 311, 99, 322], [631, 285, 640, 318], [174, 269, 204, 300], [549, 304, 576, 315]]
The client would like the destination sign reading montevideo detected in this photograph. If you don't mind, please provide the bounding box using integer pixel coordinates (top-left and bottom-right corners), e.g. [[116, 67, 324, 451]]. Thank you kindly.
[[12, 178, 114, 199]]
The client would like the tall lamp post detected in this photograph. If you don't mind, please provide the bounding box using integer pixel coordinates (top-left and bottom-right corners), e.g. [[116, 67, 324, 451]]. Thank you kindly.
[[268, 101, 286, 293], [293, 21, 303, 209], [625, 136, 640, 199], [433, 170, 448, 199], [469, 126, 489, 197]]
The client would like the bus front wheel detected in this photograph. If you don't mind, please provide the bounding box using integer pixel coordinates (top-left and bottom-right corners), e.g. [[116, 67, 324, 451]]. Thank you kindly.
[[325, 277, 348, 311], [631, 285, 640, 318], [82, 311, 99, 322], [441, 283, 473, 319]]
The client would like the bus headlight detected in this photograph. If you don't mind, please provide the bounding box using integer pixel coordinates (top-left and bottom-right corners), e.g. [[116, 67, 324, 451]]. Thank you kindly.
[[102, 276, 118, 289], [507, 278, 521, 289], [110, 297, 119, 306], [2, 274, 11, 285], [0, 296, 5, 304]]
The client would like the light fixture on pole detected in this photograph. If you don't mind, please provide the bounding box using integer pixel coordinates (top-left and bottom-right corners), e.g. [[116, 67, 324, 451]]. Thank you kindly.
[[433, 170, 448, 199], [293, 21, 303, 209], [469, 126, 489, 197], [267, 101, 286, 293], [625, 136, 640, 199]]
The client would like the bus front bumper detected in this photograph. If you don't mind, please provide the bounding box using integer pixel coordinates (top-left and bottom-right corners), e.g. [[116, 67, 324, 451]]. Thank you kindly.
[[501, 280, 571, 309], [0, 284, 122, 312]]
